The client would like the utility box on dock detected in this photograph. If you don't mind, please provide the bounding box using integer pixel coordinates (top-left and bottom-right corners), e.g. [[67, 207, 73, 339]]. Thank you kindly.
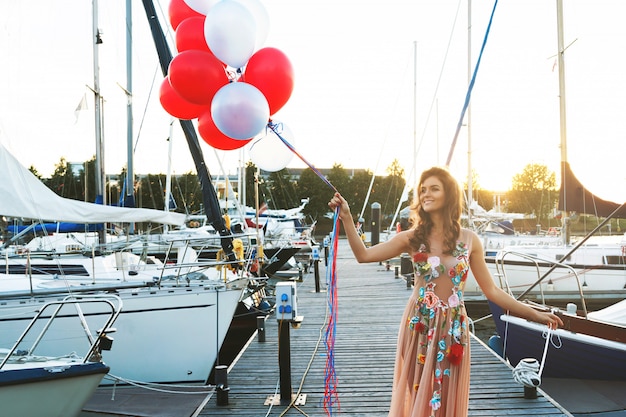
[[275, 282, 298, 321]]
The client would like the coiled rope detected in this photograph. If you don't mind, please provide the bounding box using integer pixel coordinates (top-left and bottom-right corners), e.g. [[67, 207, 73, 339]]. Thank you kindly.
[[509, 316, 562, 388]]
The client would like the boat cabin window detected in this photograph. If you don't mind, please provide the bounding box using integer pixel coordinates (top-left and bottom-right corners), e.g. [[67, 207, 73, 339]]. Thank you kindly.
[[604, 255, 625, 265], [6, 264, 90, 276]]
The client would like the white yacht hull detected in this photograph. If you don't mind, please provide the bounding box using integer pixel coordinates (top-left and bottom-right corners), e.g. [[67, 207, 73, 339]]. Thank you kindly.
[[0, 284, 244, 385]]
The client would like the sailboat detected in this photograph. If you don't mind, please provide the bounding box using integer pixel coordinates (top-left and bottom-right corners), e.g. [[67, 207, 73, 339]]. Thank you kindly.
[[486, 0, 626, 385], [0, 0, 248, 385], [0, 142, 246, 384]]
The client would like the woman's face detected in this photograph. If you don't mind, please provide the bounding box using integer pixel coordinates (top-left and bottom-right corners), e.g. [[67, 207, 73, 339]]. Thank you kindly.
[[419, 176, 445, 213]]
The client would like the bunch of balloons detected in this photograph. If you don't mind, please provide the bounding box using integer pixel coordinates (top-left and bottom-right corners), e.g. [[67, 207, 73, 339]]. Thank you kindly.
[[160, 0, 296, 170]]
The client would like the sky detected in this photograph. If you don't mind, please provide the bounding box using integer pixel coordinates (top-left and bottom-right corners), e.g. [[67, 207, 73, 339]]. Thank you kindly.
[[1, 0, 625, 205]]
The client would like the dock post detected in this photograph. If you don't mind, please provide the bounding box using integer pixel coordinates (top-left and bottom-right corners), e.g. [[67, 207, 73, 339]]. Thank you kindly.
[[215, 365, 229, 406], [323, 236, 330, 266], [257, 316, 266, 343], [278, 322, 292, 405], [312, 245, 321, 293], [324, 246, 329, 266], [371, 202, 381, 246], [400, 254, 413, 288], [314, 261, 320, 292], [524, 386, 538, 399]]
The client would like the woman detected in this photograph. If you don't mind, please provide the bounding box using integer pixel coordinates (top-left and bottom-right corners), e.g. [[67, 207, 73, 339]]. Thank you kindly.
[[328, 166, 562, 417]]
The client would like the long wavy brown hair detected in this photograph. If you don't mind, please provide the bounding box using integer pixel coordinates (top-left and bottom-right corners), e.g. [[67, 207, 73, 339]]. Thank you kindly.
[[408, 167, 463, 254]]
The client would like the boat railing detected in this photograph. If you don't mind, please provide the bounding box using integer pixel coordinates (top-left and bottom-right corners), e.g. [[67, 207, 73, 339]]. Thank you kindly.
[[496, 249, 588, 316], [0, 294, 123, 369]]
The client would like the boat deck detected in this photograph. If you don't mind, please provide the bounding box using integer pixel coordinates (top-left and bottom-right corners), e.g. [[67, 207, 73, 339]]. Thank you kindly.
[[82, 238, 575, 416]]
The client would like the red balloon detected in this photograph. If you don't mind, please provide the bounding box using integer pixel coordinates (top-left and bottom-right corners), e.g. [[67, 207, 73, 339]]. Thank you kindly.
[[198, 109, 251, 150], [243, 48, 294, 115], [175, 17, 210, 53], [159, 76, 208, 120], [168, 50, 228, 105], [168, 0, 203, 31]]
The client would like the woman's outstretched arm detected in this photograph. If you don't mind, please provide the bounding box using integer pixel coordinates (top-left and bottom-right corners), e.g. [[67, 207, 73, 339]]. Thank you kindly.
[[328, 192, 411, 263], [467, 230, 563, 329]]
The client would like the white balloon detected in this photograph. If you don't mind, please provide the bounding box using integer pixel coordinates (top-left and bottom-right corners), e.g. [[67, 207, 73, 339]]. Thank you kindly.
[[204, 0, 256, 68], [211, 82, 269, 140], [183, 0, 219, 15], [249, 121, 295, 172], [231, 0, 270, 50]]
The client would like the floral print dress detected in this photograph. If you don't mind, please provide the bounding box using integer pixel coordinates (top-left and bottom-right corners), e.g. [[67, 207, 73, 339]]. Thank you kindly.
[[388, 230, 472, 417]]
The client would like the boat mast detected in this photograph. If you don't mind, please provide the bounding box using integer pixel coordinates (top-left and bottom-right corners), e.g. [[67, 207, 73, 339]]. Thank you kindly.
[[164, 119, 174, 234], [412, 40, 418, 188], [92, 0, 106, 243], [466, 0, 473, 226], [125, 0, 135, 211], [556, 0, 569, 244]]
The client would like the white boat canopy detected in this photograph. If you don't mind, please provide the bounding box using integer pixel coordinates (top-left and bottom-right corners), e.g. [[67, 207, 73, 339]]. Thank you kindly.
[[0, 143, 186, 226]]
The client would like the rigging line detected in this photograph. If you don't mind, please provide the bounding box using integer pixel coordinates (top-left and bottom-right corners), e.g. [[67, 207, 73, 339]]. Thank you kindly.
[[134, 0, 175, 156], [132, 63, 161, 154], [357, 173, 376, 222], [385, 0, 463, 226], [102, 373, 216, 394], [415, 0, 464, 165], [445, 0, 499, 167], [356, 41, 415, 221]]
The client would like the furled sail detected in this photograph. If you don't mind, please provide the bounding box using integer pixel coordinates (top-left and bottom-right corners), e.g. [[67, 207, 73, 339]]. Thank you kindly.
[[558, 161, 626, 218], [0, 143, 186, 226]]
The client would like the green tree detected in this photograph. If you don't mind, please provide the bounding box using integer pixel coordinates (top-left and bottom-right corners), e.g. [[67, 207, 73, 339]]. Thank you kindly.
[[136, 174, 162, 210], [171, 172, 202, 214], [346, 169, 374, 221], [507, 163, 557, 223], [244, 162, 258, 208], [297, 168, 332, 220], [265, 168, 298, 209], [378, 159, 406, 227], [44, 157, 90, 201], [28, 165, 42, 180], [81, 157, 97, 203], [327, 163, 351, 193]]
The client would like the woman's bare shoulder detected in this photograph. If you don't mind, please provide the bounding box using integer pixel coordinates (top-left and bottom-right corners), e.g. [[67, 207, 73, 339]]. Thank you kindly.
[[391, 229, 415, 251], [460, 228, 479, 240]]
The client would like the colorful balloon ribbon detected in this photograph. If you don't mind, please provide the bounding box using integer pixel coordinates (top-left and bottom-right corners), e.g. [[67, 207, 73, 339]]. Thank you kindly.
[[267, 120, 341, 414], [323, 207, 341, 415], [267, 121, 338, 193]]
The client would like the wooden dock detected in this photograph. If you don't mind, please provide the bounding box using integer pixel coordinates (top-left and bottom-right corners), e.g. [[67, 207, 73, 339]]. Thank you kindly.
[[196, 240, 573, 417]]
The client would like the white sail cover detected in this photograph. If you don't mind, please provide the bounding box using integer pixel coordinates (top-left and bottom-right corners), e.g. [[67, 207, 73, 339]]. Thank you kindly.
[[0, 143, 186, 226]]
